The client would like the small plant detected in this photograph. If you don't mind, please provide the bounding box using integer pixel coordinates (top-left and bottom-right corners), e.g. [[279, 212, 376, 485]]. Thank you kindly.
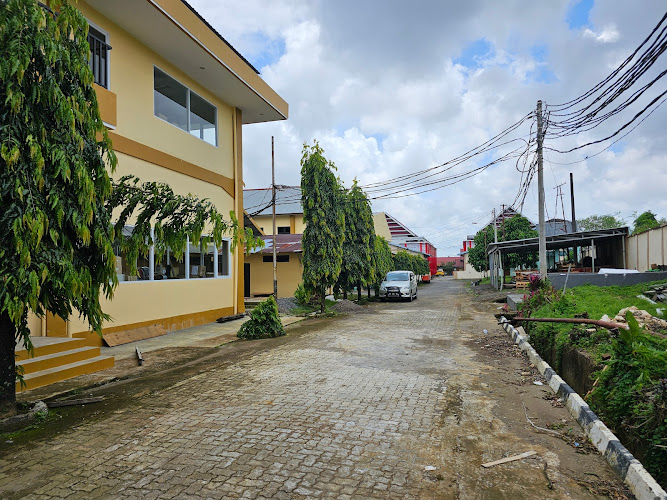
[[237, 296, 285, 340], [294, 283, 311, 306]]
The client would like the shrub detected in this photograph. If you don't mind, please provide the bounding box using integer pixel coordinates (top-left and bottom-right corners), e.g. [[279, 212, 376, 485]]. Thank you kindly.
[[590, 312, 667, 484], [294, 283, 311, 306], [237, 296, 285, 340]]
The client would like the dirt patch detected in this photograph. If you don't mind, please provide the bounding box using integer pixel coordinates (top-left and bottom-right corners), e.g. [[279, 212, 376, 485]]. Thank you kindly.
[[332, 299, 365, 313]]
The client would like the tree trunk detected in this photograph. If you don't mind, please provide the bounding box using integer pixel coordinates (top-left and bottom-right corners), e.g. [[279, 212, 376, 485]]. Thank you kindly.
[[320, 289, 325, 314], [367, 286, 371, 299], [357, 281, 362, 303], [0, 311, 17, 417], [343, 289, 347, 300]]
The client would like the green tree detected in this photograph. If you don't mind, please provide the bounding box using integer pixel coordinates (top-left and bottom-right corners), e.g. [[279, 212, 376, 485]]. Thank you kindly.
[[632, 210, 661, 235], [410, 254, 429, 276], [393, 250, 412, 271], [337, 181, 375, 302], [577, 213, 626, 231], [370, 237, 392, 296], [442, 262, 455, 275], [300, 142, 345, 313], [0, 0, 251, 414], [468, 215, 538, 272]]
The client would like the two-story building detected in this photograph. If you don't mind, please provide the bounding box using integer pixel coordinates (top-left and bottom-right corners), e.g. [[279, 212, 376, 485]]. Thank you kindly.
[[19, 0, 288, 390]]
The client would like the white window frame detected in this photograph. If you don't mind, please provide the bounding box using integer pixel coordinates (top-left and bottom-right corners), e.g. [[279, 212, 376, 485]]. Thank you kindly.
[[115, 228, 232, 283], [153, 65, 218, 147]]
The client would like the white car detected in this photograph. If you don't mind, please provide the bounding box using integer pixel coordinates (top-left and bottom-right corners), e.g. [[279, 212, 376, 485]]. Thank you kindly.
[[379, 270, 418, 301]]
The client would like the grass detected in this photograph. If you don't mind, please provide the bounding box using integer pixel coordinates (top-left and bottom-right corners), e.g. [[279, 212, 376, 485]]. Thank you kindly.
[[524, 279, 667, 366]]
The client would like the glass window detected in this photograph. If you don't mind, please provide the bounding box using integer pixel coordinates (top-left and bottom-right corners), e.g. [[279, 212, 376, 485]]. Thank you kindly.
[[88, 25, 109, 89], [190, 92, 217, 146], [277, 226, 291, 234], [188, 239, 215, 278], [154, 67, 217, 146], [154, 68, 188, 132], [156, 248, 186, 280], [218, 240, 230, 277], [263, 255, 289, 263]]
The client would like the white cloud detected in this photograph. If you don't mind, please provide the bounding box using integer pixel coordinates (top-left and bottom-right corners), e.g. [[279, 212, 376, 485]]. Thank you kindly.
[[189, 0, 667, 255], [583, 25, 621, 44]]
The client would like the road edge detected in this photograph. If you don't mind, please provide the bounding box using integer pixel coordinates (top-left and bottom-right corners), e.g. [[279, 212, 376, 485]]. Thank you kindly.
[[499, 316, 666, 500]]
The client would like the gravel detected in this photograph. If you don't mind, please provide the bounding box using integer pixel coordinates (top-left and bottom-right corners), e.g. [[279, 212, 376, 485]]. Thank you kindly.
[[276, 297, 298, 315]]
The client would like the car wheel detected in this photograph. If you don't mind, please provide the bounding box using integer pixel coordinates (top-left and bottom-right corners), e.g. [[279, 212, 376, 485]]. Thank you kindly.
[[409, 293, 413, 302], [414, 291, 417, 300]]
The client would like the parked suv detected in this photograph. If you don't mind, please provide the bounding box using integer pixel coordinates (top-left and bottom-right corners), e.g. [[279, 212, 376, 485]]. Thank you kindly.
[[379, 270, 418, 301]]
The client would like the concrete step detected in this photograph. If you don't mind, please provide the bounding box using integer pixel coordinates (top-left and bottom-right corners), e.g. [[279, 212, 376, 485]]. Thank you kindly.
[[15, 337, 88, 362], [17, 346, 101, 375], [16, 356, 115, 393]]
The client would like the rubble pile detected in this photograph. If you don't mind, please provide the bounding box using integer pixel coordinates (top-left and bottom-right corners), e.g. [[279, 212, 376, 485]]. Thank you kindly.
[[644, 284, 667, 302], [604, 305, 667, 331]]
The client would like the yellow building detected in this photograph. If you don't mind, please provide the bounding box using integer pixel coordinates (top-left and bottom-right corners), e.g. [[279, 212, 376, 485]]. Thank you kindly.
[[242, 189, 430, 298], [27, 1, 288, 348]]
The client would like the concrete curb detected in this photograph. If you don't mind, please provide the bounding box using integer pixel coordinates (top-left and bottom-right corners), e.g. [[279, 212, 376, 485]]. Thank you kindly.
[[499, 316, 666, 500]]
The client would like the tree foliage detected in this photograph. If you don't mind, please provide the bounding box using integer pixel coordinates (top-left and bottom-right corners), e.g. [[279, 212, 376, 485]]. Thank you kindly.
[[392, 250, 429, 276], [577, 213, 626, 232], [1, 0, 117, 346], [632, 210, 661, 235], [468, 215, 538, 272], [0, 0, 250, 412], [300, 142, 345, 312], [370, 237, 392, 288], [336, 180, 375, 300]]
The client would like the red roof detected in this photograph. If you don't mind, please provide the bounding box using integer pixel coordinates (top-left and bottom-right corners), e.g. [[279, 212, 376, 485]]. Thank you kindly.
[[258, 234, 302, 254]]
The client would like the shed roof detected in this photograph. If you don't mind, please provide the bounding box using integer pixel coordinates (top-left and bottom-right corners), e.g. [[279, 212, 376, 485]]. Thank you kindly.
[[486, 227, 629, 254]]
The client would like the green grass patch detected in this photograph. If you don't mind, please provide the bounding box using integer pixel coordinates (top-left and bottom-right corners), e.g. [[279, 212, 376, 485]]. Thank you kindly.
[[519, 278, 667, 486]]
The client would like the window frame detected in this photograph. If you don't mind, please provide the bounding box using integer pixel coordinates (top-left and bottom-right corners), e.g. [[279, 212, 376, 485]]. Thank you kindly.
[[86, 20, 111, 90], [153, 65, 219, 147], [115, 226, 232, 283]]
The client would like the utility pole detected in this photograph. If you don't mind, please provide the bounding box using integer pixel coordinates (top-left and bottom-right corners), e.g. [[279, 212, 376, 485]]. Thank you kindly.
[[536, 100, 547, 277], [272, 136, 277, 299], [492, 208, 498, 287], [570, 172, 577, 232]]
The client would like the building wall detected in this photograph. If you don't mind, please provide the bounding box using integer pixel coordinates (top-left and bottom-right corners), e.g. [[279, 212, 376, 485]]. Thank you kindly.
[[373, 213, 392, 241], [250, 214, 305, 235], [453, 253, 485, 279], [626, 225, 667, 271], [246, 253, 303, 299], [30, 2, 250, 342], [79, 2, 236, 180]]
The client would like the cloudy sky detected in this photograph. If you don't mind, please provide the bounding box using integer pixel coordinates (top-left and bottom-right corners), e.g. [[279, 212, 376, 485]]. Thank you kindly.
[[190, 0, 666, 255]]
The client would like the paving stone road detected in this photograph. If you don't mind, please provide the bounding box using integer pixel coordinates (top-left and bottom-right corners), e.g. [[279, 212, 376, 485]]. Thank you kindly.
[[0, 278, 628, 499]]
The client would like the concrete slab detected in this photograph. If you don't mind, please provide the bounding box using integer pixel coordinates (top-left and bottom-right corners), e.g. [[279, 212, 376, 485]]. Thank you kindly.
[[507, 293, 525, 311], [103, 315, 305, 361]]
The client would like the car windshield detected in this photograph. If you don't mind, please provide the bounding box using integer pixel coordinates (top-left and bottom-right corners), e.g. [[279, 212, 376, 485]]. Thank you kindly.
[[386, 272, 409, 281]]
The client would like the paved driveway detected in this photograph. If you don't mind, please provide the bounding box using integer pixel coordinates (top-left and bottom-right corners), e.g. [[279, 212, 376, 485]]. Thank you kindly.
[[0, 278, 628, 499]]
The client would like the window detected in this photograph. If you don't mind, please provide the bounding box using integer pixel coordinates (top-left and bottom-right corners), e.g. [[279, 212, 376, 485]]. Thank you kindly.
[[263, 255, 289, 263], [88, 25, 110, 89], [277, 226, 291, 234], [154, 67, 217, 146], [218, 240, 230, 277]]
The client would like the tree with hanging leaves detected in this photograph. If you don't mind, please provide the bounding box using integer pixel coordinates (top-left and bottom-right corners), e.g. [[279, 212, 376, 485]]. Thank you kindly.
[[0, 0, 254, 415], [300, 142, 345, 313], [337, 180, 375, 302], [370, 236, 392, 297]]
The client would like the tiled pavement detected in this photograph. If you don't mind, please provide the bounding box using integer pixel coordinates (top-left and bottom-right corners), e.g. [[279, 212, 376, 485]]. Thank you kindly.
[[0, 280, 624, 498]]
